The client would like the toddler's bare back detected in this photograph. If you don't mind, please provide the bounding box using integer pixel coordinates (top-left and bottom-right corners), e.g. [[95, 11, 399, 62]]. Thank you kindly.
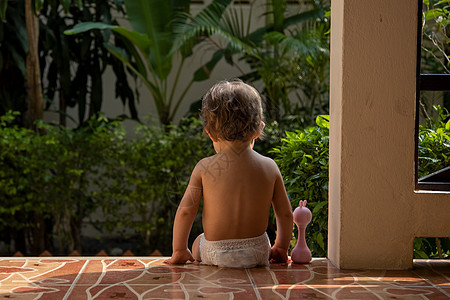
[[191, 143, 283, 241]]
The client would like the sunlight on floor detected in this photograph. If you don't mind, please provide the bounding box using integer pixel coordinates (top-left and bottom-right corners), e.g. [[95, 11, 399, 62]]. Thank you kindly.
[[0, 257, 449, 299]]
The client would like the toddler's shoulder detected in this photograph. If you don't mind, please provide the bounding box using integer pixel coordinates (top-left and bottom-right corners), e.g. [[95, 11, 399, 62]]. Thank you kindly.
[[253, 151, 280, 172], [195, 154, 217, 168], [192, 154, 219, 175]]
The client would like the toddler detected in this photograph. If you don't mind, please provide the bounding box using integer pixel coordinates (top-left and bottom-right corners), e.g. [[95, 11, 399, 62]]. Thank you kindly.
[[164, 79, 293, 268]]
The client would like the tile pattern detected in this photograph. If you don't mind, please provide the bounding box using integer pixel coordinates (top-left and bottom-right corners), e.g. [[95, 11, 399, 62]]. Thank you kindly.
[[0, 258, 449, 299]]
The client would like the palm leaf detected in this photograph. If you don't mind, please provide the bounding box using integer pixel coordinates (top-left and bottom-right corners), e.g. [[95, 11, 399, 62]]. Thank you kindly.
[[66, 22, 151, 55], [0, 0, 6, 21], [124, 0, 170, 80], [283, 8, 324, 28], [265, 30, 321, 57], [64, 22, 117, 35], [175, 16, 256, 57], [60, 0, 70, 13], [123, 0, 190, 80], [247, 8, 323, 44], [65, 22, 151, 78], [173, 0, 234, 50], [270, 0, 286, 32]]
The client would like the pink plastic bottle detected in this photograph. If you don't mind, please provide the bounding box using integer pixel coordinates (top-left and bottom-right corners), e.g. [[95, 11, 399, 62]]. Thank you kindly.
[[291, 200, 312, 264]]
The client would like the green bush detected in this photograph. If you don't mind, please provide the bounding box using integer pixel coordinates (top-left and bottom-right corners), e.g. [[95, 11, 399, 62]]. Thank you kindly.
[[418, 105, 450, 178], [95, 118, 213, 254], [0, 112, 125, 254], [0, 113, 213, 255], [0, 112, 44, 253], [271, 115, 329, 257], [414, 237, 450, 259], [37, 117, 126, 254]]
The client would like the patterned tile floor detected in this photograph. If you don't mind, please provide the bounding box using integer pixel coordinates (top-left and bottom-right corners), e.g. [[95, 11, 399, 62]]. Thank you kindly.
[[0, 257, 449, 299]]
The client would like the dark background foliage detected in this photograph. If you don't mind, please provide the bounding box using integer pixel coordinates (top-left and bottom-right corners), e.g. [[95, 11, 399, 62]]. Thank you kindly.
[[0, 0, 138, 127]]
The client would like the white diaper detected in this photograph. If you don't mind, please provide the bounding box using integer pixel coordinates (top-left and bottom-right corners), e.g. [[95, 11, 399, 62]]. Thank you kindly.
[[199, 233, 271, 268]]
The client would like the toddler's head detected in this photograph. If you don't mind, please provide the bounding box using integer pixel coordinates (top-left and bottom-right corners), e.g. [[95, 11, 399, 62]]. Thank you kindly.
[[201, 79, 264, 142]]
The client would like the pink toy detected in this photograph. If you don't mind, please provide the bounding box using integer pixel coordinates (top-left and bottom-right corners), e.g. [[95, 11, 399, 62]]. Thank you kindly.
[[291, 200, 312, 264]]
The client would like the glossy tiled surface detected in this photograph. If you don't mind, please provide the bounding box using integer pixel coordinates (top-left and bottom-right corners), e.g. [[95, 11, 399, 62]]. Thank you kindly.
[[0, 257, 449, 299]]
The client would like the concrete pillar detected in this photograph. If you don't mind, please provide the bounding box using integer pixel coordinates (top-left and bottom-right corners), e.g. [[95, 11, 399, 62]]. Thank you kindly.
[[328, 0, 450, 270]]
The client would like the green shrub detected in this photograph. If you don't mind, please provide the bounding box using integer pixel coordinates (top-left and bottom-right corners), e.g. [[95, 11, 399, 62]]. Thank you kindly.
[[271, 115, 329, 257], [414, 237, 450, 259], [0, 112, 44, 253], [0, 112, 124, 254], [418, 105, 450, 178], [254, 114, 311, 159], [95, 118, 213, 254], [0, 112, 215, 255], [37, 117, 126, 254]]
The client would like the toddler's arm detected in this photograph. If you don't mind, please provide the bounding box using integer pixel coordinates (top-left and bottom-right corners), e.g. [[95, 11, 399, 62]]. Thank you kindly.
[[270, 170, 293, 263], [165, 166, 202, 265]]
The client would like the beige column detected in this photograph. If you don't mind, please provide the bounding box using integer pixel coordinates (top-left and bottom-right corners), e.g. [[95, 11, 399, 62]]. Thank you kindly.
[[328, 0, 450, 270]]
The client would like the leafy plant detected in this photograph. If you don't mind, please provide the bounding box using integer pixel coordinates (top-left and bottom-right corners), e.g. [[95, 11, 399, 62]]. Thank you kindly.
[[39, 0, 138, 125], [39, 117, 126, 254], [88, 118, 213, 254], [416, 0, 450, 259], [176, 0, 330, 124], [271, 115, 329, 256], [64, 0, 210, 125], [418, 105, 450, 177], [414, 237, 450, 259], [0, 0, 137, 127], [0, 108, 216, 255], [421, 0, 450, 74], [0, 111, 125, 254], [0, 111, 46, 253]]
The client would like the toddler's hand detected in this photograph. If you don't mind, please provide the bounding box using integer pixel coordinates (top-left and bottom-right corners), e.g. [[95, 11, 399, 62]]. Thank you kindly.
[[269, 245, 289, 263], [164, 249, 195, 265]]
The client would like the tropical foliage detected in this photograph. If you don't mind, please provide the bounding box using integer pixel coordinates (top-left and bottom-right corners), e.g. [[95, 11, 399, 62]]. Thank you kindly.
[[421, 0, 450, 75], [94, 118, 213, 254], [0, 0, 137, 127], [175, 0, 330, 125], [0, 0, 333, 256], [39, 0, 138, 125], [65, 0, 204, 125], [418, 105, 450, 177], [414, 237, 450, 259], [272, 115, 329, 257], [0, 112, 125, 254], [0, 112, 213, 255]]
